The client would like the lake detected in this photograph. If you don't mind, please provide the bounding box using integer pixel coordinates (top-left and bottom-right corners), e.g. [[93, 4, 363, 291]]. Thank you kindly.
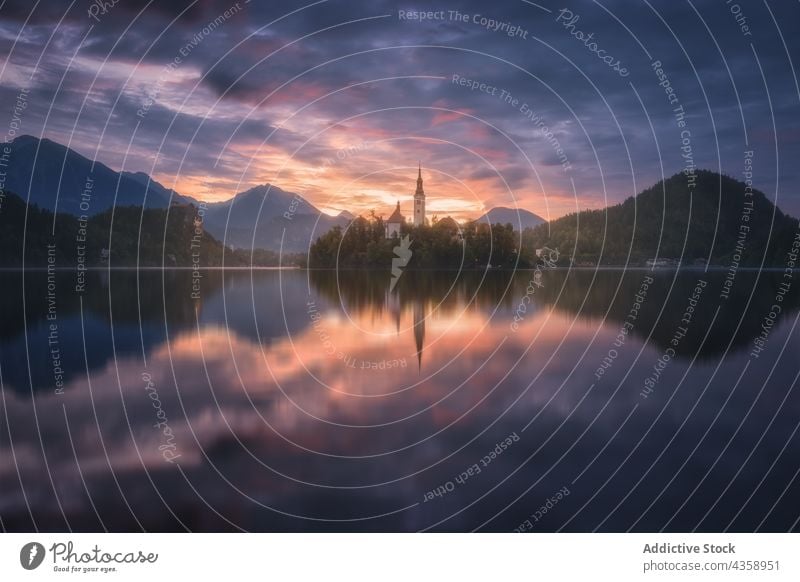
[[2, 268, 799, 531]]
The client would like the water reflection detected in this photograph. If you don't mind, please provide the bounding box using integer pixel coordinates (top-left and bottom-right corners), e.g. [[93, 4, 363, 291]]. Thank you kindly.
[[1, 268, 799, 531]]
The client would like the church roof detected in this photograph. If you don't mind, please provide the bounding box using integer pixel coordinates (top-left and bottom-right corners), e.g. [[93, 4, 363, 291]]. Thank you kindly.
[[387, 201, 404, 223]]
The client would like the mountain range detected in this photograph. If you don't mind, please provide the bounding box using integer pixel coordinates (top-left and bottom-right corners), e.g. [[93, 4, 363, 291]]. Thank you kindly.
[[0, 136, 421, 252], [3, 135, 195, 214], [7, 136, 794, 266], [3, 136, 350, 252], [0, 189, 287, 267], [3, 136, 552, 253], [200, 184, 350, 253]]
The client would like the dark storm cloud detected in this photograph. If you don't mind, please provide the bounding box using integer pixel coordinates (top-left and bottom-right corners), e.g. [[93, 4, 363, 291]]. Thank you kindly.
[[0, 0, 210, 24], [0, 0, 798, 212]]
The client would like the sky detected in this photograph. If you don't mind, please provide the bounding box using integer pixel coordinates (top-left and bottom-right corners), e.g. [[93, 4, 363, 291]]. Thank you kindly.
[[0, 0, 799, 221]]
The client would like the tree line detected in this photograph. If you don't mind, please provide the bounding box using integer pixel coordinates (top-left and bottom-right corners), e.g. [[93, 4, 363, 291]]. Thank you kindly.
[[521, 170, 799, 266], [308, 213, 540, 269], [0, 190, 299, 267]]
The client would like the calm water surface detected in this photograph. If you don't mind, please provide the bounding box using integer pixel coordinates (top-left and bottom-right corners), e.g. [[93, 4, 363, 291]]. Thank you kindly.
[[1, 268, 799, 531]]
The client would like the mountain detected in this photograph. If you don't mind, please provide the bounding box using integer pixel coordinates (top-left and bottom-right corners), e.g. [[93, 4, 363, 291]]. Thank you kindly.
[[3, 135, 192, 215], [3, 136, 347, 253], [476, 207, 545, 230], [201, 184, 350, 253], [0, 190, 285, 267], [524, 170, 799, 266], [121, 171, 199, 205]]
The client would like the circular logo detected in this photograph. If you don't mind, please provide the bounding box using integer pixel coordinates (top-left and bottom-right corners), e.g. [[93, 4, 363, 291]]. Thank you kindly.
[[19, 542, 45, 570]]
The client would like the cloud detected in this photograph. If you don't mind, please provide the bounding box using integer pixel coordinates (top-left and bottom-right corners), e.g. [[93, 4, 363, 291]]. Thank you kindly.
[[0, 0, 798, 216]]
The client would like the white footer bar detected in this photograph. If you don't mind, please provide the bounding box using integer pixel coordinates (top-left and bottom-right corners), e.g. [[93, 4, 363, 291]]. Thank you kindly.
[[1, 533, 797, 581]]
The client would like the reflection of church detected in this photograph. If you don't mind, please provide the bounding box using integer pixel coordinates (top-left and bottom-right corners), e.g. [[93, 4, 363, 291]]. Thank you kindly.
[[389, 295, 427, 371], [413, 300, 425, 370], [385, 165, 426, 238], [383, 165, 429, 369]]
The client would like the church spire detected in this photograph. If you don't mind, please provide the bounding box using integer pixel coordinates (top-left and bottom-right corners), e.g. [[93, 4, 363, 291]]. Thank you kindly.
[[413, 163, 425, 226]]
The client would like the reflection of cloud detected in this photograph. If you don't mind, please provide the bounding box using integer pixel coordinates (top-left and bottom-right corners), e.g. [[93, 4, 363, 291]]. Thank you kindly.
[[0, 303, 607, 476], [1, 302, 586, 516], [4, 270, 800, 529]]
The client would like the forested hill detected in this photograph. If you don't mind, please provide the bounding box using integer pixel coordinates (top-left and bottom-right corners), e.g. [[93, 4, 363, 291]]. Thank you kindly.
[[523, 170, 799, 266], [0, 190, 287, 267]]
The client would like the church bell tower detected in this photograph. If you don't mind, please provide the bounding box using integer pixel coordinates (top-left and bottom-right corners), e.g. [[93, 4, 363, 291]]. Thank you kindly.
[[414, 163, 425, 227]]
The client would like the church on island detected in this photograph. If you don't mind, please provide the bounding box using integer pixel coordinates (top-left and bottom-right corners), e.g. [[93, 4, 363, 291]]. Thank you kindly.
[[385, 164, 426, 238]]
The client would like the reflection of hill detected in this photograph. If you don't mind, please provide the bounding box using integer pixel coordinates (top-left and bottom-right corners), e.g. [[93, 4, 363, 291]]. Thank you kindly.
[[0, 270, 221, 393], [309, 268, 800, 360], [198, 269, 324, 344], [534, 269, 800, 358], [1, 269, 321, 394], [7, 266, 796, 396]]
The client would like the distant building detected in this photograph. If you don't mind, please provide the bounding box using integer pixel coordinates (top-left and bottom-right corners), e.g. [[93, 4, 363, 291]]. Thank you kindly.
[[385, 201, 404, 238]]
